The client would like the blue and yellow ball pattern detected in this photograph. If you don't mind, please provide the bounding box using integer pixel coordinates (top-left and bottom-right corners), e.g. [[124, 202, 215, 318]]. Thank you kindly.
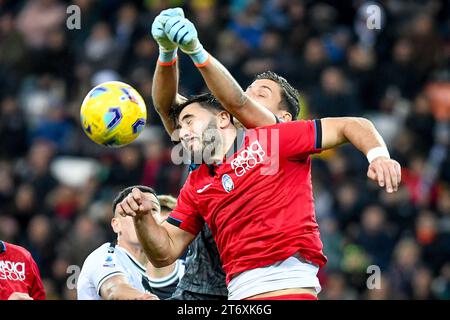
[[80, 81, 147, 147]]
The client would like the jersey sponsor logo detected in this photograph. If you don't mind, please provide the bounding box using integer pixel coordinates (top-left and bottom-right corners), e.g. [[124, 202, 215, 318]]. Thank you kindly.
[[103, 256, 115, 267], [230, 140, 265, 177], [0, 260, 26, 281], [196, 183, 212, 193], [222, 174, 234, 193]]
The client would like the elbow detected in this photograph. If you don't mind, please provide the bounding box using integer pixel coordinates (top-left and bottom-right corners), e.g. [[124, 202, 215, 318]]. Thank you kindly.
[[350, 117, 373, 126], [152, 99, 164, 114], [345, 117, 375, 132], [354, 117, 375, 127], [144, 249, 176, 268], [150, 257, 175, 268], [218, 91, 248, 113], [103, 286, 120, 300]]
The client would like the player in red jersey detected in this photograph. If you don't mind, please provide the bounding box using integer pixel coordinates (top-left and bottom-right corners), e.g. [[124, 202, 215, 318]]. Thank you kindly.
[[0, 240, 46, 300], [118, 9, 401, 300], [117, 93, 401, 300]]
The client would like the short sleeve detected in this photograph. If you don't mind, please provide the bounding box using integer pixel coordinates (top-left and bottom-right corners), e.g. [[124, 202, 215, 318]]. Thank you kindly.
[[167, 173, 204, 236], [266, 119, 322, 160], [84, 249, 127, 295]]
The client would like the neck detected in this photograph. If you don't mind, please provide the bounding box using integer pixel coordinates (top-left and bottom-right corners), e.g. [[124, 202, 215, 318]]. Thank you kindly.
[[117, 239, 147, 266], [210, 126, 237, 163]]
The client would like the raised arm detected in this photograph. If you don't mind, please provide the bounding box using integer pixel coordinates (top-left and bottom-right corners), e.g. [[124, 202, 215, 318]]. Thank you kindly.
[[152, 62, 186, 135], [321, 117, 401, 193], [197, 56, 276, 128], [150, 8, 187, 136], [162, 13, 276, 128], [116, 188, 195, 267]]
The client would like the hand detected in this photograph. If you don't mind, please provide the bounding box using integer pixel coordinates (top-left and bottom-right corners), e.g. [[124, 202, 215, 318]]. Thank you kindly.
[[136, 292, 159, 300], [164, 16, 202, 55], [116, 188, 156, 218], [8, 292, 33, 300], [151, 7, 184, 52], [367, 157, 402, 193]]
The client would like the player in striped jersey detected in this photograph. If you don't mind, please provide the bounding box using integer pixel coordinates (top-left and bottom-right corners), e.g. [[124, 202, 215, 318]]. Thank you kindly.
[[77, 186, 159, 300]]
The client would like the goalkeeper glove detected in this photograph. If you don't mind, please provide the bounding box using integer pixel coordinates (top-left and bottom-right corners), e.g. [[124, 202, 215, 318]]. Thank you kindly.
[[164, 16, 209, 67], [151, 7, 184, 63]]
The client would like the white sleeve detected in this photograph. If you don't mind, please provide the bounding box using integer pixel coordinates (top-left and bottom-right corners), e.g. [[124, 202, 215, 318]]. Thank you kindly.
[[83, 247, 127, 296]]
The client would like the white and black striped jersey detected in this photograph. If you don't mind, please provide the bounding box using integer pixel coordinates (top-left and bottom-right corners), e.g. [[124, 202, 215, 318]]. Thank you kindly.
[[77, 242, 151, 300]]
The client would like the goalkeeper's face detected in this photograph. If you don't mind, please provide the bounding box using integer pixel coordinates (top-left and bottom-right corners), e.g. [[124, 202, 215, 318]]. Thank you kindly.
[[246, 79, 283, 114], [245, 79, 293, 122]]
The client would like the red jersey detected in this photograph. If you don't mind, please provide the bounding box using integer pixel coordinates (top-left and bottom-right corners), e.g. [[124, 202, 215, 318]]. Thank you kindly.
[[0, 241, 46, 300], [168, 120, 327, 283]]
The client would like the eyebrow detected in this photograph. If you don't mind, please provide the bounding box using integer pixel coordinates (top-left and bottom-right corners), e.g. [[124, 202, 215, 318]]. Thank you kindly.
[[260, 85, 273, 92], [247, 84, 273, 93], [180, 113, 194, 123]]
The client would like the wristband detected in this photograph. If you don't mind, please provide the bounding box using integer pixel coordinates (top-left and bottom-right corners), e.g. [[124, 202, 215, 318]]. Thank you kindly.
[[158, 49, 178, 65], [367, 146, 390, 163], [190, 47, 209, 67]]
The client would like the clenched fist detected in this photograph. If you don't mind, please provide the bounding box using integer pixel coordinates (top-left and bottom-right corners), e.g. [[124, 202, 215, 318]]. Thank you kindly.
[[116, 188, 160, 218]]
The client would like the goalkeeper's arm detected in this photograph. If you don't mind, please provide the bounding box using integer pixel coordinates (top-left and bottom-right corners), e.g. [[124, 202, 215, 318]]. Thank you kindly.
[[164, 16, 277, 129], [151, 8, 187, 137]]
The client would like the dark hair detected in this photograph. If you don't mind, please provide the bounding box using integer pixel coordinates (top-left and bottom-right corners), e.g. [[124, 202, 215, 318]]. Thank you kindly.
[[112, 185, 158, 216], [254, 71, 300, 119], [169, 93, 225, 127]]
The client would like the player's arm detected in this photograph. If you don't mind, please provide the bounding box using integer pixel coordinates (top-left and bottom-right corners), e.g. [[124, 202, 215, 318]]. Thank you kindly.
[[151, 8, 187, 136], [99, 275, 158, 300], [197, 56, 276, 128], [321, 117, 402, 193], [152, 63, 186, 135], [163, 14, 276, 128], [117, 188, 195, 267]]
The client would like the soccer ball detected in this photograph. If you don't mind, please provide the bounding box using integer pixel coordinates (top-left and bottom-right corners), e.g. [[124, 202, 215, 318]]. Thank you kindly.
[[80, 81, 147, 147]]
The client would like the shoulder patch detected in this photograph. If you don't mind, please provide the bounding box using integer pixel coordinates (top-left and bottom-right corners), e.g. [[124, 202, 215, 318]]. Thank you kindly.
[[103, 255, 115, 268]]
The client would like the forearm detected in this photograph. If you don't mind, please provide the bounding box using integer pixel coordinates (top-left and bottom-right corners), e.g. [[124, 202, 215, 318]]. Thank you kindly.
[[197, 53, 275, 127], [102, 283, 147, 300], [133, 215, 176, 267], [198, 54, 247, 111], [152, 62, 179, 134]]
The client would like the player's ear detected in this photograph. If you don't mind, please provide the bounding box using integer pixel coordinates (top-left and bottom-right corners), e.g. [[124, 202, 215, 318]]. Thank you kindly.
[[111, 217, 120, 234], [217, 111, 231, 128], [280, 111, 292, 122]]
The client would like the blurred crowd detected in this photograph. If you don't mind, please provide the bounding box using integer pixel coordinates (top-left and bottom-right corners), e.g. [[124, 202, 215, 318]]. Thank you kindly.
[[0, 0, 449, 300]]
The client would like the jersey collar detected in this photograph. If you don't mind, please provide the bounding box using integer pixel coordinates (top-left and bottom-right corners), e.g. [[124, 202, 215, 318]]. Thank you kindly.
[[116, 245, 146, 273]]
